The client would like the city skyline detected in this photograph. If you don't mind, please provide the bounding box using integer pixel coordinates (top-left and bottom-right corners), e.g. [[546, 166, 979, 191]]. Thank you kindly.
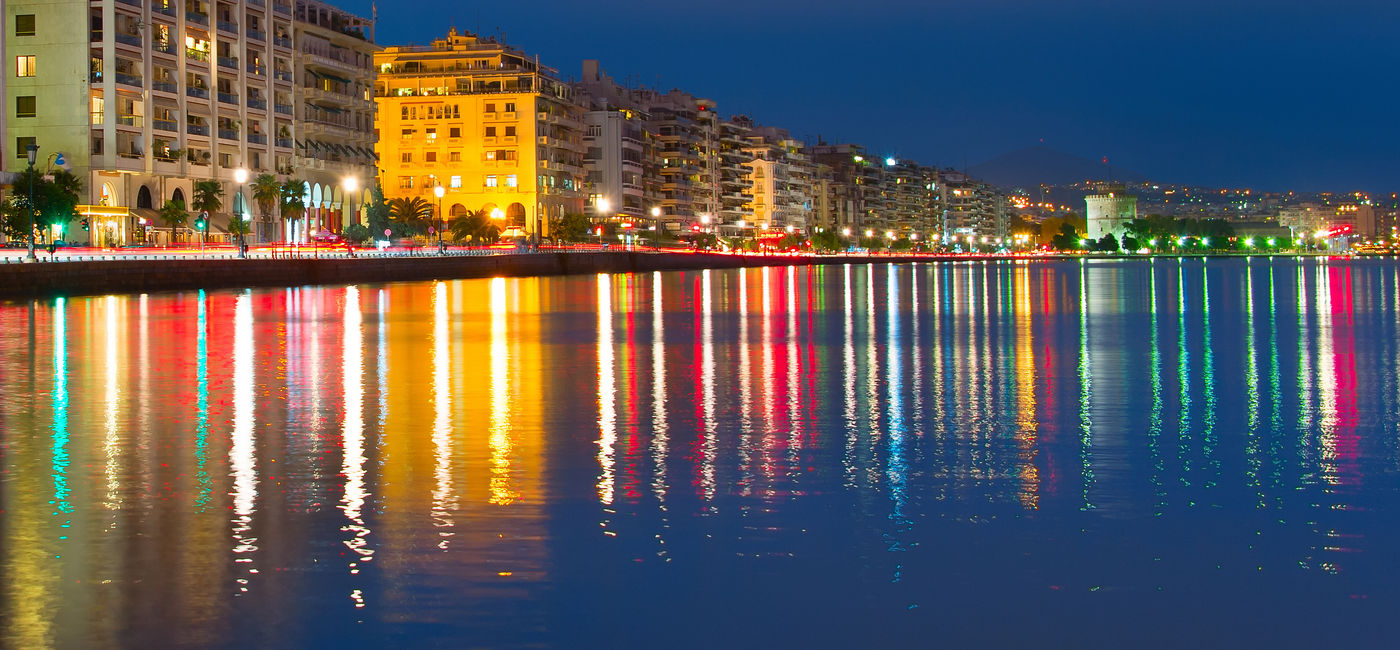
[[361, 0, 1400, 193]]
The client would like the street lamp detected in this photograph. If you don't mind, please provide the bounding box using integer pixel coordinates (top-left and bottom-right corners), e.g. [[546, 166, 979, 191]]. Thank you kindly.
[[234, 167, 248, 258], [343, 176, 359, 227], [24, 142, 38, 262], [434, 184, 446, 254]]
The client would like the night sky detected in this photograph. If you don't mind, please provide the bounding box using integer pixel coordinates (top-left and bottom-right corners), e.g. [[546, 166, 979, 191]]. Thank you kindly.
[[353, 0, 1400, 193]]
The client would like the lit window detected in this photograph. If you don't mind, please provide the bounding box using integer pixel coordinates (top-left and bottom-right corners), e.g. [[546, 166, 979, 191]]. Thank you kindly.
[[16, 55, 36, 77], [425, 128, 436, 142], [399, 176, 413, 189], [485, 150, 496, 160], [400, 128, 414, 140], [506, 174, 517, 188], [485, 175, 497, 187], [450, 175, 461, 188]]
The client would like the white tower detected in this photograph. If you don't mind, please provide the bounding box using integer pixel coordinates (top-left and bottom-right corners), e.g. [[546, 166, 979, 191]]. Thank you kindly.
[[1085, 190, 1137, 240]]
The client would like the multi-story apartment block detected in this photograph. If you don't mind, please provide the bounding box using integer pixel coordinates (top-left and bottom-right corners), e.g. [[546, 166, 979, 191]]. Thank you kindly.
[[2, 0, 376, 245], [717, 116, 752, 226], [575, 61, 655, 221], [375, 28, 585, 238], [742, 125, 813, 233], [811, 143, 881, 234], [881, 159, 938, 237]]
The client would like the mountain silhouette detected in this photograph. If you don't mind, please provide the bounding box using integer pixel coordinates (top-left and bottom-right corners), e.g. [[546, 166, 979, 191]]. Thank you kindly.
[[968, 145, 1147, 190]]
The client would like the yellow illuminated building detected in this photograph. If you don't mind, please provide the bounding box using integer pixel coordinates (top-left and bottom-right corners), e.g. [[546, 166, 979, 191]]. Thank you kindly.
[[374, 29, 586, 237]]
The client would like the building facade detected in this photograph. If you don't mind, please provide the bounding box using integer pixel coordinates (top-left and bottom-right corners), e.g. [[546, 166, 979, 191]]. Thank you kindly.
[[2, 0, 376, 245], [1085, 189, 1137, 240], [375, 28, 586, 238]]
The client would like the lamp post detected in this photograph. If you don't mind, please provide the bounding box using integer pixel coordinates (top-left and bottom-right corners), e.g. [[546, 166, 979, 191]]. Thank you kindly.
[[596, 198, 610, 248], [434, 184, 445, 254], [342, 176, 359, 227], [234, 168, 248, 258], [24, 143, 38, 262]]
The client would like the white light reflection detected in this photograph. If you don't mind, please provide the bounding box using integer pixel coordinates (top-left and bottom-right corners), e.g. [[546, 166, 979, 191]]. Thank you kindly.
[[489, 277, 518, 505], [700, 269, 716, 502], [431, 281, 456, 547], [1315, 264, 1338, 484], [230, 291, 258, 594], [339, 286, 373, 595], [866, 264, 879, 488], [842, 265, 856, 488], [651, 272, 669, 505], [597, 274, 617, 506], [103, 296, 122, 510], [786, 266, 801, 465], [760, 267, 776, 489]]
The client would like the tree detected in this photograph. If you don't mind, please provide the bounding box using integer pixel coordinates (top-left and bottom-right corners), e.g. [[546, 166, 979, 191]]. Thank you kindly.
[[1051, 222, 1081, 250], [1098, 233, 1120, 253], [280, 179, 306, 240], [810, 229, 847, 253], [158, 199, 189, 244], [1122, 235, 1141, 251], [227, 213, 252, 238], [449, 210, 501, 245], [1, 168, 83, 241], [250, 173, 281, 223], [364, 181, 399, 241], [549, 212, 592, 242], [192, 179, 223, 216], [386, 197, 433, 235], [341, 222, 372, 244]]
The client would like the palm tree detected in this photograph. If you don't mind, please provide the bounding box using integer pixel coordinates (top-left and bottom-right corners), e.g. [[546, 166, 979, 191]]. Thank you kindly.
[[387, 196, 433, 235], [279, 179, 305, 241], [251, 173, 281, 237], [449, 209, 485, 244], [157, 199, 188, 245], [190, 180, 223, 243]]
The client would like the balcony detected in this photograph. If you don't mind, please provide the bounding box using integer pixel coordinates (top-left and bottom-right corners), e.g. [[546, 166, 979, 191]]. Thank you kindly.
[[117, 115, 144, 128], [247, 28, 265, 42], [274, 103, 292, 115], [247, 62, 265, 76], [218, 91, 239, 105], [116, 0, 142, 6], [152, 2, 176, 16], [248, 134, 267, 145], [217, 20, 238, 34], [218, 128, 239, 141], [274, 70, 293, 82], [217, 56, 238, 70], [187, 12, 208, 26], [154, 118, 179, 132], [248, 0, 264, 6], [152, 81, 178, 94], [115, 72, 143, 87], [273, 2, 290, 15], [187, 123, 210, 136], [275, 138, 293, 149], [273, 36, 292, 49], [247, 97, 267, 110], [187, 48, 210, 63], [186, 86, 209, 99], [153, 41, 176, 56], [115, 32, 143, 47]]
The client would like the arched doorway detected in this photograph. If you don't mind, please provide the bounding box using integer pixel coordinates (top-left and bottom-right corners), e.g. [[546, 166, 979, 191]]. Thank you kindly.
[[450, 203, 467, 218], [136, 185, 153, 209], [172, 187, 185, 205], [506, 202, 526, 227]]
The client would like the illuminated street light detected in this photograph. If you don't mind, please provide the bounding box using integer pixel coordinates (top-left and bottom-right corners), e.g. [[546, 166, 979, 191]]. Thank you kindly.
[[885, 157, 897, 166], [434, 184, 446, 254], [234, 167, 249, 257], [841, 227, 851, 237]]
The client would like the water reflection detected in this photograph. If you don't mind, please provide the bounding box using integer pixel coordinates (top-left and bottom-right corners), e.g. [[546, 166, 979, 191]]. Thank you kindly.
[[3, 258, 1400, 647]]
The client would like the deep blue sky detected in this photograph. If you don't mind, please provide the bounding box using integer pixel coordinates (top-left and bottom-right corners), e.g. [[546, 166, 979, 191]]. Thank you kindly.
[[353, 0, 1400, 193]]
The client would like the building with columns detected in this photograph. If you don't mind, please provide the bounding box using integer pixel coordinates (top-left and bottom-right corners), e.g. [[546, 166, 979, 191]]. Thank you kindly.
[[1, 0, 377, 245]]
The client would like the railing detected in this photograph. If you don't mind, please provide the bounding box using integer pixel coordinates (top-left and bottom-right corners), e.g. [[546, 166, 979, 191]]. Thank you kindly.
[[115, 32, 143, 47], [217, 55, 237, 69], [247, 62, 265, 75], [274, 70, 293, 82], [154, 118, 179, 132], [186, 124, 210, 136], [274, 103, 292, 115], [275, 138, 293, 148], [117, 115, 144, 127], [153, 41, 176, 55], [217, 20, 238, 33], [248, 0, 264, 6], [247, 28, 265, 41], [273, 2, 290, 15], [116, 0, 142, 6], [218, 128, 239, 140], [118, 150, 144, 159], [217, 91, 238, 104], [247, 97, 267, 110], [187, 11, 208, 25], [187, 48, 209, 62], [187, 86, 209, 99], [247, 134, 267, 145], [274, 36, 292, 48], [152, 2, 176, 16], [115, 72, 143, 87]]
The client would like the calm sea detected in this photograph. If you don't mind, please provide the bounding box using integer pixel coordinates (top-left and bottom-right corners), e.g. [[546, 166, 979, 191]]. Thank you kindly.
[[4, 257, 1400, 648]]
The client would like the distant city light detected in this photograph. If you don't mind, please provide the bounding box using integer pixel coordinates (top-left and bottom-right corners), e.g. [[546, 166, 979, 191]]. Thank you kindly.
[[885, 157, 897, 166]]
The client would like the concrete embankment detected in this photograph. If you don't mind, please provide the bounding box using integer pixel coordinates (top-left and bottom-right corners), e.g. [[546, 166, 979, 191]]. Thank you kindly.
[[0, 251, 938, 300]]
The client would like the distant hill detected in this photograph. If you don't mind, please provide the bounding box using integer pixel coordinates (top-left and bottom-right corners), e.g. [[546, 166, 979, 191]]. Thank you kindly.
[[967, 145, 1147, 190]]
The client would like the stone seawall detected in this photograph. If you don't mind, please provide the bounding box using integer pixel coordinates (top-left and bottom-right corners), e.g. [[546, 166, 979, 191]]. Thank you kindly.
[[0, 252, 919, 300]]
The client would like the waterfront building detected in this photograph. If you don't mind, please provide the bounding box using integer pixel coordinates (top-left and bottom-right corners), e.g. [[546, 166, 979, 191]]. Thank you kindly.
[[375, 28, 586, 238], [1085, 187, 1137, 240], [810, 143, 879, 234], [1277, 202, 1326, 236], [742, 125, 813, 235], [2, 0, 377, 245], [574, 61, 656, 223]]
